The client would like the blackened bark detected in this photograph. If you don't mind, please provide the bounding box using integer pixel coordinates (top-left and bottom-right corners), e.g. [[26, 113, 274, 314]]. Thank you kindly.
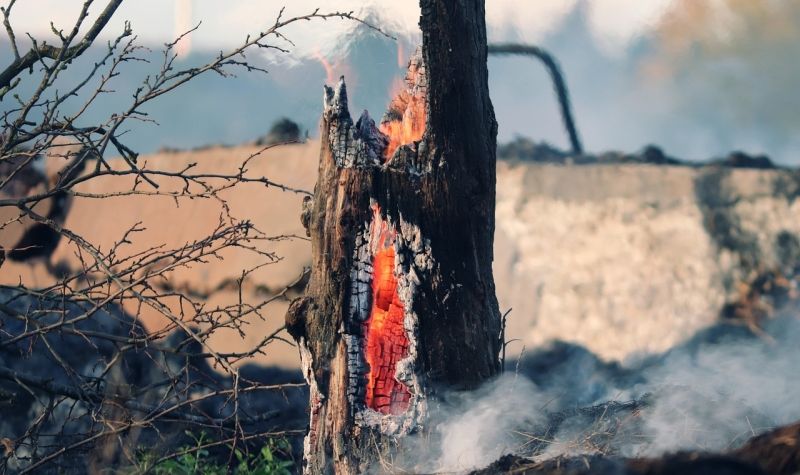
[[285, 1, 501, 473], [416, 0, 501, 387]]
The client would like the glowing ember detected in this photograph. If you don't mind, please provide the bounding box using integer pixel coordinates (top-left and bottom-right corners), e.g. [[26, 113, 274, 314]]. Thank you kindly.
[[379, 50, 427, 161], [364, 209, 411, 415]]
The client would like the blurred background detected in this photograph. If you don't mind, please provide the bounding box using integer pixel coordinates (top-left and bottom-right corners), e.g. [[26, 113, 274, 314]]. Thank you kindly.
[[4, 1, 800, 471], [5, 0, 800, 163]]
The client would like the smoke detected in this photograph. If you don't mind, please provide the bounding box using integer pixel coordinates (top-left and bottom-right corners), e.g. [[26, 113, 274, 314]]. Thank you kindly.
[[627, 316, 800, 456], [430, 375, 547, 471], [396, 314, 800, 472], [173, 0, 193, 56], [4, 1, 673, 60], [7, 1, 800, 163], [639, 0, 800, 162], [489, 0, 800, 164]]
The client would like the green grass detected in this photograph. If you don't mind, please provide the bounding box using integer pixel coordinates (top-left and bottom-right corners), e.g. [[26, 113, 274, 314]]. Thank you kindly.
[[130, 432, 295, 475]]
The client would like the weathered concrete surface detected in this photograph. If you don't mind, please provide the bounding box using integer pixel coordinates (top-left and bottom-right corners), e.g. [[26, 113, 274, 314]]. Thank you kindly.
[[495, 163, 713, 361], [495, 160, 800, 361], [4, 141, 800, 366]]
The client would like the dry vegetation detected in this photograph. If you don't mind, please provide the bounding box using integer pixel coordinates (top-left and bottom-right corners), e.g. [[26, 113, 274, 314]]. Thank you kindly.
[[0, 1, 381, 472]]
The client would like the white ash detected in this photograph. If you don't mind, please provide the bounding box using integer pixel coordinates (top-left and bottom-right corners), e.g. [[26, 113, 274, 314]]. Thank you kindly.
[[322, 78, 387, 168]]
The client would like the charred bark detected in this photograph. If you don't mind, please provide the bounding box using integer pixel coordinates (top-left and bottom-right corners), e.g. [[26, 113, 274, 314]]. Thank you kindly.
[[285, 0, 501, 473]]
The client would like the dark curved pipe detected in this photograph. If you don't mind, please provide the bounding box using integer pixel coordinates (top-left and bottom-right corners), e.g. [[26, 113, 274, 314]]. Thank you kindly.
[[488, 43, 584, 155]]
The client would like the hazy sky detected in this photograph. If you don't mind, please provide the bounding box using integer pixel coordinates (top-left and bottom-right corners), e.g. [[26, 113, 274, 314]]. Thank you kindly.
[[9, 0, 674, 56], [6, 1, 800, 163]]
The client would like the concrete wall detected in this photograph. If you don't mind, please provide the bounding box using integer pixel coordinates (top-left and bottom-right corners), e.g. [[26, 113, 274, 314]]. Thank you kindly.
[[495, 160, 800, 361], [5, 142, 800, 366]]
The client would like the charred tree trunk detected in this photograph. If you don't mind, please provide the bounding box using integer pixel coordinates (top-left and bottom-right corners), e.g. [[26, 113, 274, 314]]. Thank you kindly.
[[286, 1, 501, 472]]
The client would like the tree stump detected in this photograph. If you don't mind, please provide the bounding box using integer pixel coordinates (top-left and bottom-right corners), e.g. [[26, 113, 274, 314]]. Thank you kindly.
[[286, 1, 501, 472]]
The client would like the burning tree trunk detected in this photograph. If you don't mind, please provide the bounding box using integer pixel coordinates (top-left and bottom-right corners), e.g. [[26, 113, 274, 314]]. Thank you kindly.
[[286, 1, 501, 472]]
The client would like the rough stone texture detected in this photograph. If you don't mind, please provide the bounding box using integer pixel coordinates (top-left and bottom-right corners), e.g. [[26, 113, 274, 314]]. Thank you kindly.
[[494, 160, 800, 361]]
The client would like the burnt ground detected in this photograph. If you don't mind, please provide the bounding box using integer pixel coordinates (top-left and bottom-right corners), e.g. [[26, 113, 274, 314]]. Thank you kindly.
[[472, 419, 800, 475], [3, 276, 800, 474], [8, 280, 800, 473], [453, 304, 800, 475], [469, 406, 800, 475], [0, 288, 307, 473]]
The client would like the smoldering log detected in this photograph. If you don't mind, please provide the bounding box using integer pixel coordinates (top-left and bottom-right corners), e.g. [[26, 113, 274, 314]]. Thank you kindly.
[[286, 1, 503, 471]]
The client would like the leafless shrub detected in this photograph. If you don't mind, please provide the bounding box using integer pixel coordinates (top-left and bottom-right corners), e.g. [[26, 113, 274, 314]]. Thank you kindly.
[[0, 1, 383, 472]]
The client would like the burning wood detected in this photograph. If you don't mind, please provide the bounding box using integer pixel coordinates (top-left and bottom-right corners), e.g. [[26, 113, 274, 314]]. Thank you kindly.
[[347, 203, 426, 429], [286, 2, 503, 469], [288, 50, 433, 471], [379, 50, 427, 160], [363, 205, 411, 414], [324, 55, 428, 405], [317, 50, 430, 426]]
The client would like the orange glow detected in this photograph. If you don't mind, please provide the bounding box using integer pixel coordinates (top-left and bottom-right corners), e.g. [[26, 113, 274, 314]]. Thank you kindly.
[[173, 0, 192, 56], [379, 52, 426, 161], [363, 206, 411, 415], [396, 41, 406, 68], [311, 50, 336, 84]]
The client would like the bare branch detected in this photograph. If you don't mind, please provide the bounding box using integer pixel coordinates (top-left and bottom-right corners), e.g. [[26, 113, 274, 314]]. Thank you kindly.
[[0, 0, 123, 90], [0, 4, 381, 471]]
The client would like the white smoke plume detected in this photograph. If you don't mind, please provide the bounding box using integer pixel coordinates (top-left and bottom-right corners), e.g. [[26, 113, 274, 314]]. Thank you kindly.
[[432, 375, 546, 471], [397, 314, 800, 472]]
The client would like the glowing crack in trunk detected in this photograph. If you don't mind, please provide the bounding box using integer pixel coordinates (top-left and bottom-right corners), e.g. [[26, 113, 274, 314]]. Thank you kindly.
[[364, 219, 411, 414], [346, 202, 430, 433]]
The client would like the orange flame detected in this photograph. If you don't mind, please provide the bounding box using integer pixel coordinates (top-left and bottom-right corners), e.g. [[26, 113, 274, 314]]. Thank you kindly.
[[311, 50, 336, 84], [397, 41, 406, 68], [379, 50, 426, 161], [364, 205, 411, 415]]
